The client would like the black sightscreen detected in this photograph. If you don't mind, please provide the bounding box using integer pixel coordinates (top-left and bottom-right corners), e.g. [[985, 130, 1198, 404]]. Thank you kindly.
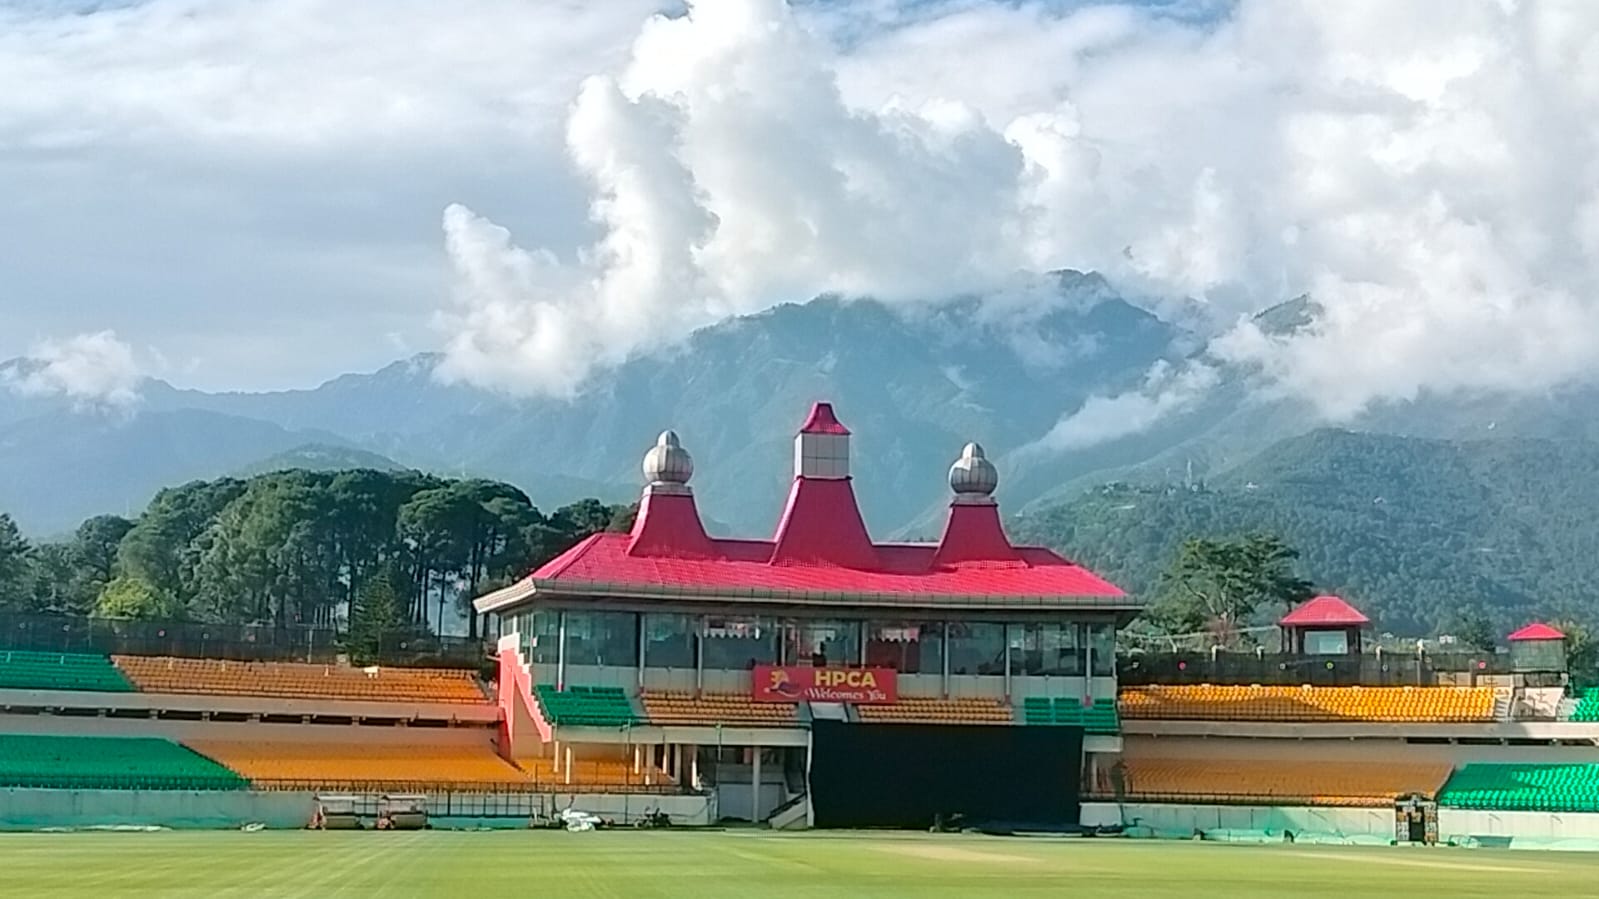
[[808, 721, 1082, 830]]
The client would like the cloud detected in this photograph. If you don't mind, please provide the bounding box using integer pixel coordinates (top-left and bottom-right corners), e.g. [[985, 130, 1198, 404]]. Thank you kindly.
[[440, 0, 1599, 423], [1024, 360, 1219, 453], [0, 0, 660, 389], [3, 331, 145, 410]]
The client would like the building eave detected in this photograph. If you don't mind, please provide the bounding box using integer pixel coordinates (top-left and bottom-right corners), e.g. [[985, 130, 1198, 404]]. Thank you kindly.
[[473, 577, 539, 614], [478, 577, 1142, 614]]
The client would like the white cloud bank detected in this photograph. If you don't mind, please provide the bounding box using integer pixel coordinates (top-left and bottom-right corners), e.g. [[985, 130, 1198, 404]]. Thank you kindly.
[[1028, 361, 1220, 454], [3, 332, 145, 410], [439, 0, 1599, 421]]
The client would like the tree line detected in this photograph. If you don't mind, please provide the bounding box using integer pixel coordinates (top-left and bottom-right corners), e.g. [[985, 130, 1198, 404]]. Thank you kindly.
[[0, 469, 635, 641]]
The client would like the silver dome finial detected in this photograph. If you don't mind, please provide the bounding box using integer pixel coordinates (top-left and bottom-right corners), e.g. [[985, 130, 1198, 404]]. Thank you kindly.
[[949, 441, 998, 496], [643, 430, 694, 486]]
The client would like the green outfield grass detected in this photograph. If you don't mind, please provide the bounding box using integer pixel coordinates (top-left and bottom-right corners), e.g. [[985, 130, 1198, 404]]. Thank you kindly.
[[5, 830, 1595, 897]]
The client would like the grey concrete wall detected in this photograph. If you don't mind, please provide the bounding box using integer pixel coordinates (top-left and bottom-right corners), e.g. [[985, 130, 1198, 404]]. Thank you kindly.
[[0, 789, 315, 830]]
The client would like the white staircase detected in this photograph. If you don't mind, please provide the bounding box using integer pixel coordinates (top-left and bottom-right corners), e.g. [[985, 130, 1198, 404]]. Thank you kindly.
[[1492, 690, 1513, 721], [808, 702, 848, 721], [766, 792, 811, 830]]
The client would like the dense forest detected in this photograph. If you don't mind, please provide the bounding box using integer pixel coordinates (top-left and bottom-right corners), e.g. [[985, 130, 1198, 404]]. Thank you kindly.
[[1013, 429, 1599, 637], [0, 469, 634, 640]]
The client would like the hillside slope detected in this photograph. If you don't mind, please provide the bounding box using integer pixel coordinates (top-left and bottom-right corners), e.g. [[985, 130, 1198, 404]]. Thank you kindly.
[[1012, 430, 1599, 635]]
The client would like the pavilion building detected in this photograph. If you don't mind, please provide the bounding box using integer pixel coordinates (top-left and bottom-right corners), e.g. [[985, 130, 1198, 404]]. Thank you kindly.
[[475, 402, 1139, 826]]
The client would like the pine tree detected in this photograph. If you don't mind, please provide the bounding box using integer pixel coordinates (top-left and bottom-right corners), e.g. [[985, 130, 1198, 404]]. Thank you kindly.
[[347, 564, 409, 665]]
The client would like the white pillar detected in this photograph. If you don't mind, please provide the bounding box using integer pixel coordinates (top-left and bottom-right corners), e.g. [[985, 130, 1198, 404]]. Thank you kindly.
[[1003, 624, 1013, 700], [564, 745, 573, 786], [942, 621, 951, 698], [556, 612, 568, 691], [751, 748, 763, 823], [696, 615, 706, 695], [552, 740, 561, 773], [1082, 622, 1094, 704], [645, 748, 655, 786], [633, 744, 642, 774], [637, 614, 647, 689], [691, 746, 701, 790]]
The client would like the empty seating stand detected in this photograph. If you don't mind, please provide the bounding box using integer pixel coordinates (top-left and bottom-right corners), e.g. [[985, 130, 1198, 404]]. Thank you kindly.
[[0, 650, 134, 692], [0, 734, 247, 790], [1438, 763, 1599, 813], [113, 656, 487, 704], [1119, 684, 1496, 722], [856, 697, 1014, 725], [1023, 697, 1119, 733], [1096, 756, 1453, 807], [533, 685, 641, 727], [186, 740, 533, 791], [1569, 692, 1599, 722], [517, 756, 672, 790], [640, 691, 797, 726]]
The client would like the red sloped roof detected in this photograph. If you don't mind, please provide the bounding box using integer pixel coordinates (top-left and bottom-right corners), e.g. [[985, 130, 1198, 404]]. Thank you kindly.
[[933, 501, 1022, 567], [798, 401, 850, 435], [769, 477, 876, 568], [481, 400, 1130, 608], [1507, 622, 1565, 641], [1279, 594, 1370, 627], [526, 532, 1125, 599]]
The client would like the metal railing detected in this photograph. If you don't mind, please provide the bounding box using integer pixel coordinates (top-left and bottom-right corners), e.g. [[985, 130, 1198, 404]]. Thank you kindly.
[[0, 775, 695, 796], [1117, 651, 1518, 686], [0, 613, 487, 669]]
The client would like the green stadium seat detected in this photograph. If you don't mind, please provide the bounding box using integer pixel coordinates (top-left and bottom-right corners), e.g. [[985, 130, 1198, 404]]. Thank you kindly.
[[0, 734, 248, 790], [1437, 763, 1599, 813], [533, 685, 641, 727], [1569, 692, 1599, 722], [1021, 697, 1120, 733], [0, 650, 135, 693]]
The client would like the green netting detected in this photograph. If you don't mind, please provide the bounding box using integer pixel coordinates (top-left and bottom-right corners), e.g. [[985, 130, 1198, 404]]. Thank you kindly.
[[1569, 693, 1599, 722], [0, 734, 248, 791], [1438, 763, 1599, 813], [534, 685, 641, 727], [1022, 697, 1120, 733], [0, 650, 135, 692]]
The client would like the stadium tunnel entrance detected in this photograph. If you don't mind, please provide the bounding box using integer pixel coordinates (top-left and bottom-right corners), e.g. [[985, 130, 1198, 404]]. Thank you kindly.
[[807, 721, 1083, 831]]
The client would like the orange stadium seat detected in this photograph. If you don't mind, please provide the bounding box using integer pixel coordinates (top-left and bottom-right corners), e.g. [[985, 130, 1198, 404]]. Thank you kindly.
[[516, 756, 671, 788], [856, 697, 1014, 725], [640, 691, 797, 726], [113, 656, 488, 704], [1118, 684, 1495, 722], [1092, 756, 1454, 807], [184, 740, 531, 790]]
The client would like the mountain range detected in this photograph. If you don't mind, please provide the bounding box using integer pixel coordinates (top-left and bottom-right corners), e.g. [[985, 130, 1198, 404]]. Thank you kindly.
[[4, 267, 1599, 634]]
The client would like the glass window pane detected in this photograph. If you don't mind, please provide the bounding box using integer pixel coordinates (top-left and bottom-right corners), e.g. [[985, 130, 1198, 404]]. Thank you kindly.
[[865, 621, 943, 674], [1304, 631, 1348, 656], [702, 616, 778, 669], [1089, 622, 1115, 676], [563, 610, 638, 667], [948, 622, 1006, 675], [782, 620, 861, 667], [528, 609, 561, 666], [1009, 623, 1082, 676], [642, 613, 697, 669]]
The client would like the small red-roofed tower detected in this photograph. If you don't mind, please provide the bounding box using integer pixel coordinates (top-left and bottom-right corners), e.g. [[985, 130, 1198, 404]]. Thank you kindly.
[[627, 430, 716, 558], [933, 442, 1022, 567], [770, 403, 877, 568]]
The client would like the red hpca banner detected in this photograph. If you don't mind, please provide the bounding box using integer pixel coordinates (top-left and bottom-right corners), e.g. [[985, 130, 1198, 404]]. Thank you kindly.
[[752, 665, 897, 704]]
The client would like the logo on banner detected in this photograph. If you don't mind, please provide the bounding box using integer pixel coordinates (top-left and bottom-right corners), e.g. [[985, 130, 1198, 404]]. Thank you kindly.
[[752, 665, 897, 703]]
